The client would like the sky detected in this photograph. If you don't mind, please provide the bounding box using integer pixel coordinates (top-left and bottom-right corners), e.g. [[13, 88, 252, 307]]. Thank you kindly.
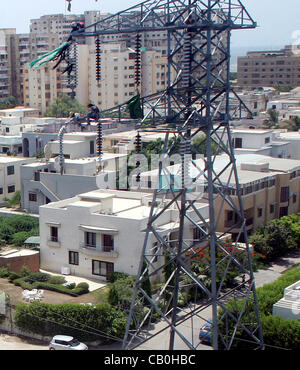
[[1, 0, 299, 51]]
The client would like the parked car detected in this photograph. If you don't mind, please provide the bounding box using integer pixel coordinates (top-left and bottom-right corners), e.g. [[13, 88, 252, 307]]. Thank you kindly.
[[199, 321, 212, 345], [49, 335, 88, 350]]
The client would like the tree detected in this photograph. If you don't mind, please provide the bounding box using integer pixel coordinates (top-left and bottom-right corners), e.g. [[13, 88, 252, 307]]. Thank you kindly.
[[43, 94, 88, 118], [284, 116, 300, 131], [264, 109, 279, 128], [249, 218, 297, 261], [4, 190, 21, 208], [0, 96, 17, 109]]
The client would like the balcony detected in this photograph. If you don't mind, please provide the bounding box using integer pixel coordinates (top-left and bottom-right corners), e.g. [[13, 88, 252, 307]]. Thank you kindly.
[[79, 242, 119, 258], [224, 218, 253, 230]]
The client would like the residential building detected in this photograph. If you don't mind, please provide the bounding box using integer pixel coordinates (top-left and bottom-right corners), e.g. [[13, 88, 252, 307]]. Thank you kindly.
[[39, 189, 209, 281], [47, 131, 105, 159], [273, 130, 300, 160], [0, 29, 20, 102], [140, 153, 300, 240], [229, 128, 290, 159], [0, 156, 34, 203], [21, 152, 127, 214], [237, 45, 300, 88], [273, 280, 300, 320], [0, 106, 47, 155]]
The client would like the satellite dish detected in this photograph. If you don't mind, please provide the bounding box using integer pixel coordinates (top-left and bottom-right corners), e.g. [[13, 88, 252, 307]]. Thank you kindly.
[[44, 144, 52, 163]]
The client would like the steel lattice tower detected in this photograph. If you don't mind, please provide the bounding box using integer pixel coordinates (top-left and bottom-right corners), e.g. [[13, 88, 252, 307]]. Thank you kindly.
[[71, 0, 264, 350]]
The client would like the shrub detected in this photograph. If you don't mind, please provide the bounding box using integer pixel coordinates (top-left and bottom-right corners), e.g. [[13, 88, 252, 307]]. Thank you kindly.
[[19, 265, 31, 277], [26, 272, 50, 283], [73, 282, 89, 295], [8, 272, 21, 282], [5, 215, 39, 233], [14, 302, 126, 342], [12, 231, 32, 247], [48, 275, 66, 285], [218, 265, 300, 349], [0, 267, 10, 278], [108, 272, 130, 283], [108, 276, 136, 310], [0, 224, 15, 243]]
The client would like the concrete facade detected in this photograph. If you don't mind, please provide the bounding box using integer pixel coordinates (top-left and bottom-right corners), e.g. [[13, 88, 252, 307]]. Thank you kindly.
[[21, 153, 127, 214], [0, 249, 39, 273], [273, 280, 300, 320], [237, 45, 300, 88], [39, 189, 209, 282], [0, 156, 34, 203]]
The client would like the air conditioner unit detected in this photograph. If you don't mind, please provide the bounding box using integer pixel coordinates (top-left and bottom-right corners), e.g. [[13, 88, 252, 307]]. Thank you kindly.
[[61, 266, 71, 275]]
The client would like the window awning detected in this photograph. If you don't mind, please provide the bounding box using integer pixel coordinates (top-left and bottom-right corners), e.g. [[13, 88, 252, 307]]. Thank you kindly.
[[79, 225, 118, 234]]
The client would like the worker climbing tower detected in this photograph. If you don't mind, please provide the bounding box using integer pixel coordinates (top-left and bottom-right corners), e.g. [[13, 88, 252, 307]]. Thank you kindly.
[[63, 0, 264, 350]]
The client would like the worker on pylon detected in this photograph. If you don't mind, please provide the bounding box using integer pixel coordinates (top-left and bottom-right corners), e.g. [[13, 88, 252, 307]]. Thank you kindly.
[[86, 102, 101, 125]]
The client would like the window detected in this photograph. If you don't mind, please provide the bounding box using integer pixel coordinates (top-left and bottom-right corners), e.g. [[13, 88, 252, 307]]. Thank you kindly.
[[270, 204, 275, 214], [0, 188, 3, 195], [85, 232, 96, 248], [265, 137, 270, 144], [90, 140, 95, 155], [193, 227, 204, 242], [227, 210, 234, 221], [293, 194, 297, 204], [279, 206, 288, 218], [92, 260, 114, 278], [7, 185, 15, 193], [103, 234, 114, 252], [69, 251, 79, 265], [50, 226, 58, 242], [234, 138, 243, 148], [7, 166, 14, 175], [257, 208, 263, 218], [280, 186, 290, 203], [29, 193, 37, 202]]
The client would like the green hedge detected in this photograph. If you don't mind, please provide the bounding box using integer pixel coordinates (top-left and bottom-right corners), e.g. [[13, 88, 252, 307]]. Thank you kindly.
[[14, 302, 127, 342], [218, 266, 300, 349], [12, 277, 89, 296]]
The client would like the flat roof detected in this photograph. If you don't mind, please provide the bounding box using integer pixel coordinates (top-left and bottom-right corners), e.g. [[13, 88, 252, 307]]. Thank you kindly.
[[231, 129, 272, 134], [0, 249, 39, 258], [141, 154, 300, 185], [0, 156, 31, 163]]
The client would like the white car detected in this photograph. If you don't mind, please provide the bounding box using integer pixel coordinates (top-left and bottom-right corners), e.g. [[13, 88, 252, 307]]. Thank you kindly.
[[49, 335, 88, 350]]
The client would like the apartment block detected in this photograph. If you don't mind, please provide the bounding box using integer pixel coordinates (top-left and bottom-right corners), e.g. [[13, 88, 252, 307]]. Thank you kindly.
[[39, 189, 209, 281], [238, 46, 300, 88], [0, 156, 34, 203], [140, 153, 300, 241], [213, 154, 300, 240], [21, 152, 127, 214], [0, 29, 20, 102]]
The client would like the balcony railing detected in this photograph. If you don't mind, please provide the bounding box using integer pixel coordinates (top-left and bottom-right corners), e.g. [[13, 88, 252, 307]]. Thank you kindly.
[[79, 242, 118, 258], [225, 218, 253, 229]]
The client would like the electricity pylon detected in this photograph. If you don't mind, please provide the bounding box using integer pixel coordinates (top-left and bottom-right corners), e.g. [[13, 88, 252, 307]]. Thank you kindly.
[[71, 0, 264, 350]]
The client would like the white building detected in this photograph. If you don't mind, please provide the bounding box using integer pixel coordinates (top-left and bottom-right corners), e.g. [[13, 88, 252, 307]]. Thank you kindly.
[[228, 128, 290, 158], [0, 107, 40, 154], [39, 189, 209, 281], [273, 280, 300, 320], [21, 152, 127, 214], [0, 156, 34, 203]]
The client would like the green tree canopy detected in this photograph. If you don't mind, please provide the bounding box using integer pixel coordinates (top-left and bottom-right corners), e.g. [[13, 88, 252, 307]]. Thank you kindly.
[[43, 93, 88, 118], [0, 96, 17, 109]]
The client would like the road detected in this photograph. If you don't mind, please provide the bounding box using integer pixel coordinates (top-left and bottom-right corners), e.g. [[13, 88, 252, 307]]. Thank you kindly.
[[1, 249, 300, 351], [0, 333, 48, 350]]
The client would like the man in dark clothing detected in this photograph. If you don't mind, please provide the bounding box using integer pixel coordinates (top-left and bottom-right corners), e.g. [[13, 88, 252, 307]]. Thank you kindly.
[[86, 103, 101, 125]]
